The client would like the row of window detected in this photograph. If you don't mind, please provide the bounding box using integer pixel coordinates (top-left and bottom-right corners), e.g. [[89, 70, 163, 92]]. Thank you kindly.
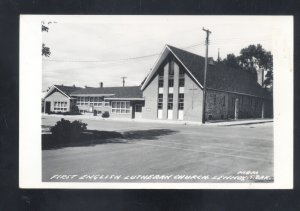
[[159, 78, 185, 88], [158, 63, 184, 76], [77, 100, 110, 107], [77, 96, 104, 102], [157, 93, 184, 110], [54, 101, 68, 111], [78, 101, 131, 114], [111, 101, 130, 114], [158, 62, 185, 88]]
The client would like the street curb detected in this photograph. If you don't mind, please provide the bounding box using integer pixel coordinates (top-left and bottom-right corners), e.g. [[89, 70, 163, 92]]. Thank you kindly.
[[42, 114, 273, 127]]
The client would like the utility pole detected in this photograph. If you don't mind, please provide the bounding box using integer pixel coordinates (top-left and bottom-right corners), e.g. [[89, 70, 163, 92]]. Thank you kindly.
[[121, 76, 127, 87], [202, 27, 211, 124]]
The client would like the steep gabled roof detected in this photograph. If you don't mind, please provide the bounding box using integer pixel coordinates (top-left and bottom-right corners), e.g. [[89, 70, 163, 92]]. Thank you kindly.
[[55, 85, 83, 97], [70, 86, 143, 98], [142, 44, 271, 99], [44, 85, 83, 99]]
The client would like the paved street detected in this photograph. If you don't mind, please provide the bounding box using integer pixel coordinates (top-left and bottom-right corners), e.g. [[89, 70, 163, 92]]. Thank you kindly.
[[42, 115, 273, 183]]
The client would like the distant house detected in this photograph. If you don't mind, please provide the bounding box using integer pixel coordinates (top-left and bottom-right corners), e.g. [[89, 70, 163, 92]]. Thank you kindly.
[[43, 84, 144, 119], [43, 44, 272, 121], [43, 85, 82, 113]]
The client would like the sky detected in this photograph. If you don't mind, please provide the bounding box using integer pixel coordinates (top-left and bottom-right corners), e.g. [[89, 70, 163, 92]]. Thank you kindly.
[[42, 16, 278, 91]]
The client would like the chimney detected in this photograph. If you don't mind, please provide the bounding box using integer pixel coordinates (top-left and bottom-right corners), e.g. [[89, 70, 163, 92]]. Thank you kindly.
[[73, 84, 76, 87], [208, 57, 215, 65], [257, 69, 264, 87], [85, 85, 87, 88], [100, 82, 103, 88]]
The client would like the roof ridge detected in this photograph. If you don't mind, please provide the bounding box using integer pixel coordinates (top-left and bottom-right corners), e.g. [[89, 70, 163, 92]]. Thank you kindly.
[[166, 44, 205, 59], [83, 85, 141, 89], [55, 84, 83, 88]]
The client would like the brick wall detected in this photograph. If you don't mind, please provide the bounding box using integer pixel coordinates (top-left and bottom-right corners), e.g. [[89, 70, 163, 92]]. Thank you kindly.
[[142, 73, 159, 119], [183, 74, 203, 121]]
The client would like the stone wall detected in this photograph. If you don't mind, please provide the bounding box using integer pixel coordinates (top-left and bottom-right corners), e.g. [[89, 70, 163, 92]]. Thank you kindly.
[[206, 89, 273, 120], [205, 90, 228, 120]]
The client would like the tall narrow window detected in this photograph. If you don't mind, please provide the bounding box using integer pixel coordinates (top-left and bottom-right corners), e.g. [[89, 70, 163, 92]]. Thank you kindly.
[[158, 79, 164, 87], [168, 61, 174, 87], [158, 69, 164, 77], [179, 78, 185, 87], [158, 69, 164, 88], [179, 68, 184, 77], [213, 95, 216, 105], [168, 79, 174, 87], [178, 94, 184, 110], [158, 94, 163, 109], [169, 61, 174, 76], [168, 94, 173, 109], [222, 96, 226, 107]]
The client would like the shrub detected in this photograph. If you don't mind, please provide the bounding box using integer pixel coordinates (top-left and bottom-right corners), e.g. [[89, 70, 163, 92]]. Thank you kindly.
[[70, 105, 81, 115], [50, 118, 87, 142], [102, 111, 110, 118], [63, 111, 81, 115], [48, 111, 81, 115]]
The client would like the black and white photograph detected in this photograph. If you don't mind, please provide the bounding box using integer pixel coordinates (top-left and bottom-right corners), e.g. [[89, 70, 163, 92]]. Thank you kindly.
[[19, 15, 293, 189]]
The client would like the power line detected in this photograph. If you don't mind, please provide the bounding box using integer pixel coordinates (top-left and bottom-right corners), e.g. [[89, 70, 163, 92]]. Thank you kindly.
[[42, 42, 206, 63], [42, 37, 270, 64]]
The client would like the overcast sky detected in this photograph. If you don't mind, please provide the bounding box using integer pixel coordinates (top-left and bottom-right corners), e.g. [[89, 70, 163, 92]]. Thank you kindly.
[[42, 16, 278, 91]]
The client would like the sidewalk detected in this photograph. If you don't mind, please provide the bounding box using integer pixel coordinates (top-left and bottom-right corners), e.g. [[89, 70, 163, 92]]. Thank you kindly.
[[205, 118, 273, 126], [42, 114, 273, 126]]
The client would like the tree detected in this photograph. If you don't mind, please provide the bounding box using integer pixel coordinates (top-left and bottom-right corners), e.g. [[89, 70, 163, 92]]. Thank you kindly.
[[261, 51, 273, 88], [42, 24, 49, 32], [222, 44, 273, 89], [42, 43, 51, 57], [239, 44, 273, 87], [42, 21, 56, 57], [222, 53, 240, 69]]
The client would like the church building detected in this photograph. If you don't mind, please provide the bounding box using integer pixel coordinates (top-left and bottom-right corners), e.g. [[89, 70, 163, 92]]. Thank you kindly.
[[141, 45, 272, 121]]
